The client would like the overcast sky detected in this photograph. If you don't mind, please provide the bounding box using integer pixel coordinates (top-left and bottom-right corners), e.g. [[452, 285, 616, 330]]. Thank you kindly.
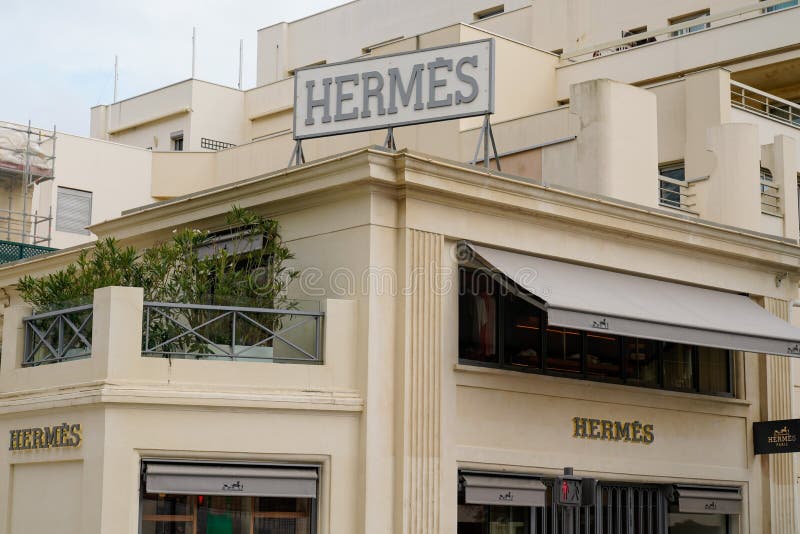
[[0, 0, 348, 136]]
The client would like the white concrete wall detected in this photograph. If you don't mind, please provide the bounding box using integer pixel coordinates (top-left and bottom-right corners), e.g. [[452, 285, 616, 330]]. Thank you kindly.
[[32, 134, 154, 249]]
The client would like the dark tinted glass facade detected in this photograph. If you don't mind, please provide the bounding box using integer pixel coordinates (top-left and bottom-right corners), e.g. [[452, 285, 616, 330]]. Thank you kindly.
[[458, 268, 733, 396]]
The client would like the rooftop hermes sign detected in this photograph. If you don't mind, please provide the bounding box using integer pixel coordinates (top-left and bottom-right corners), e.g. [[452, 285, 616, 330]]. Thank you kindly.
[[754, 418, 800, 454], [9, 422, 82, 452], [293, 39, 495, 140], [572, 417, 654, 445]]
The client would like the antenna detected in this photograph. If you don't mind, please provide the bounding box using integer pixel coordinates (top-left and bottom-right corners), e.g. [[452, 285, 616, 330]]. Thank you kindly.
[[238, 39, 244, 90], [192, 27, 197, 78], [113, 55, 119, 103]]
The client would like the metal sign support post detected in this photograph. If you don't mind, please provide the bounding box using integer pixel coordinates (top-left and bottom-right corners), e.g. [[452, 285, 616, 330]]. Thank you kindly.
[[288, 139, 305, 167], [471, 114, 501, 171], [383, 127, 397, 150]]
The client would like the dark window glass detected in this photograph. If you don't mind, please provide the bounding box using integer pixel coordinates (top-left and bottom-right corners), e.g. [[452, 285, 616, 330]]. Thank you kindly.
[[459, 269, 499, 363], [659, 163, 685, 208], [698, 347, 731, 395], [546, 327, 582, 374], [585, 332, 621, 380], [623, 338, 660, 387], [504, 293, 543, 368], [669, 512, 727, 533], [662, 342, 694, 390]]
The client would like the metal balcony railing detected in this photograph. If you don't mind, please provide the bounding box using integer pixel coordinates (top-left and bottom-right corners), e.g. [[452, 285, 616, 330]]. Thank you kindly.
[[142, 302, 323, 362], [561, 0, 797, 62], [731, 81, 800, 129], [658, 175, 696, 212], [23, 304, 93, 367]]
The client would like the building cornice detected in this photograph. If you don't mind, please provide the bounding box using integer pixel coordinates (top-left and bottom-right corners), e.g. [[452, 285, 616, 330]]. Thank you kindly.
[[3, 147, 799, 287]]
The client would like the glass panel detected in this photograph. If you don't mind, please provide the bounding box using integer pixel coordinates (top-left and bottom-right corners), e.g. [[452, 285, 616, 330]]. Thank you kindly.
[[253, 497, 312, 534], [698, 347, 731, 395], [487, 505, 530, 534], [459, 269, 499, 363], [585, 332, 620, 380], [504, 293, 542, 369], [546, 327, 582, 374], [669, 512, 727, 533], [141, 494, 194, 534], [662, 342, 695, 390], [457, 504, 486, 534], [197, 495, 250, 534], [624, 338, 660, 387]]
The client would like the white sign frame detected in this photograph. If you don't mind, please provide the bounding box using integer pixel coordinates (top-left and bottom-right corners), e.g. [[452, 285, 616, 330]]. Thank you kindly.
[[293, 39, 495, 140]]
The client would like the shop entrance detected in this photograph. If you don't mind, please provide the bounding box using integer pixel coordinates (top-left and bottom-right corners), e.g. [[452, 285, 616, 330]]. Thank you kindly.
[[458, 478, 735, 534]]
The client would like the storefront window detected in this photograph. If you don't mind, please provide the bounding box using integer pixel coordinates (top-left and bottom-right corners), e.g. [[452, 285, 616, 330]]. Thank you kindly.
[[504, 293, 543, 368], [585, 332, 621, 380], [458, 267, 733, 396], [546, 327, 582, 374], [669, 512, 728, 533], [624, 338, 659, 387], [662, 342, 694, 391], [457, 504, 530, 534], [141, 493, 313, 534], [459, 268, 499, 363]]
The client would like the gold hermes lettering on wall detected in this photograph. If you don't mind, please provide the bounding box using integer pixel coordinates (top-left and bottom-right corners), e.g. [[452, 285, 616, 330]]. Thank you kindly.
[[572, 417, 654, 445], [8, 422, 82, 452]]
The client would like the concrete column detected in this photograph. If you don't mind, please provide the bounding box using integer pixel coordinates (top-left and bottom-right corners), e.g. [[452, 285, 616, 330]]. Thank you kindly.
[[398, 229, 444, 534], [762, 297, 799, 534], [684, 68, 731, 182], [774, 135, 798, 241], [0, 304, 32, 378], [570, 79, 659, 207], [701, 123, 761, 231], [91, 286, 143, 380]]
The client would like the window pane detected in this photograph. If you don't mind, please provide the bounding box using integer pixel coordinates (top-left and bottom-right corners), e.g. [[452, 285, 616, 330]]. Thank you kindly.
[[623, 338, 659, 387], [457, 504, 485, 534], [668, 512, 727, 533], [585, 333, 620, 380], [546, 327, 582, 374], [253, 497, 312, 534], [504, 293, 542, 369], [487, 505, 530, 534], [459, 269, 499, 363], [698, 347, 731, 395], [662, 342, 694, 390]]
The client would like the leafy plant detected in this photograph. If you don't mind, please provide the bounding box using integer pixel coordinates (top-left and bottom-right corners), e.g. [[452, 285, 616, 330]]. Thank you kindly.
[[18, 206, 299, 358]]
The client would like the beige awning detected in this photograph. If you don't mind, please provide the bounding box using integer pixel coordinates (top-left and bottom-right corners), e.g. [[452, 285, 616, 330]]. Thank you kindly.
[[674, 485, 742, 514], [466, 243, 800, 356], [145, 462, 318, 498], [462, 475, 546, 507]]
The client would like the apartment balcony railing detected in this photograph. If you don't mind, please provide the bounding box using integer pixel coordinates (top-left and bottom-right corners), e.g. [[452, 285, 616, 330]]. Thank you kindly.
[[22, 304, 93, 367], [561, 0, 797, 62], [731, 81, 800, 129], [658, 176, 696, 212], [761, 180, 781, 215], [142, 302, 323, 362]]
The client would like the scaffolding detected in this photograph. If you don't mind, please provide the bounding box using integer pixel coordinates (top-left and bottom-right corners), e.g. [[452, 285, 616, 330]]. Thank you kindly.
[[0, 121, 55, 250]]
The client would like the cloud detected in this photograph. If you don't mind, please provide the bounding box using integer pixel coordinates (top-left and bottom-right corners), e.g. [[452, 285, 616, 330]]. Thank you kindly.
[[0, 0, 348, 135]]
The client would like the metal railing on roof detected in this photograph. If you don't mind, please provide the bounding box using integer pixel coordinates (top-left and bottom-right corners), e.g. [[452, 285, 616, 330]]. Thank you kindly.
[[731, 80, 800, 129], [561, 0, 796, 62]]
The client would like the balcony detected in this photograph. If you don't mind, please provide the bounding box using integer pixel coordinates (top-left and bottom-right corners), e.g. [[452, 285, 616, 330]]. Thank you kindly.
[[731, 80, 800, 129], [1, 287, 359, 399], [22, 296, 322, 367]]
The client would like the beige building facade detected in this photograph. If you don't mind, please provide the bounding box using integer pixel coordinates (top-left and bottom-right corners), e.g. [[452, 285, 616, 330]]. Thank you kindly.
[[2, 1, 800, 533]]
